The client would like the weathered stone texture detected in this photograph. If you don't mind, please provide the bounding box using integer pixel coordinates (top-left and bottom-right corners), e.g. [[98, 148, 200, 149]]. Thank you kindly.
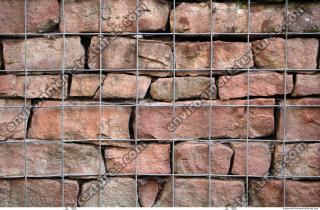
[[28, 101, 131, 140], [79, 178, 135, 207], [175, 141, 233, 174], [61, 0, 170, 33], [277, 98, 320, 140], [0, 0, 59, 33], [231, 143, 271, 176], [150, 77, 213, 101], [96, 74, 151, 99], [218, 72, 293, 100], [3, 37, 85, 70], [137, 99, 274, 139], [0, 143, 105, 177], [252, 38, 319, 69], [105, 144, 170, 174], [273, 143, 320, 176], [138, 179, 160, 207], [0, 99, 30, 141], [292, 74, 320, 97], [70, 74, 102, 97], [0, 179, 78, 207], [250, 180, 320, 207]]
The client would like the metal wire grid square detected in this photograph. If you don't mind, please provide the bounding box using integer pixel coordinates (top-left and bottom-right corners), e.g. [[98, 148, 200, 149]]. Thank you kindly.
[[0, 0, 318, 207]]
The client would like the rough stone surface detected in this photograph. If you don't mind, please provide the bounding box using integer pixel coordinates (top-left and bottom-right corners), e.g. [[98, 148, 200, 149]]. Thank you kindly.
[[0, 75, 68, 99], [0, 99, 30, 141], [96, 74, 151, 99], [250, 180, 320, 207], [150, 77, 213, 101], [218, 72, 293, 100], [105, 144, 171, 174], [252, 38, 319, 69], [28, 101, 131, 140], [89, 37, 172, 77], [61, 0, 170, 33], [0, 179, 78, 207], [277, 98, 320, 140], [0, 143, 105, 177], [292, 74, 320, 96], [70, 74, 102, 97], [3, 37, 85, 71], [0, 0, 59, 33], [273, 143, 320, 176], [137, 99, 274, 139], [80, 178, 135, 207], [175, 141, 233, 174], [138, 179, 160, 207], [288, 3, 320, 32], [231, 143, 271, 176], [155, 179, 245, 207]]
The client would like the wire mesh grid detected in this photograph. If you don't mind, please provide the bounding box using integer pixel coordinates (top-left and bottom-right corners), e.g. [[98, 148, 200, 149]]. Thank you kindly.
[[0, 0, 319, 207]]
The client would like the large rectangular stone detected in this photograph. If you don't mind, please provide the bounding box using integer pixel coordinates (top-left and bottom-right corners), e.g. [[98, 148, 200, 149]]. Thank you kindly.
[[3, 37, 85, 71], [292, 74, 320, 97], [136, 98, 275, 139], [0, 142, 105, 177], [0, 179, 78, 207], [62, 0, 170, 33], [0, 0, 59, 33], [28, 101, 131, 140]]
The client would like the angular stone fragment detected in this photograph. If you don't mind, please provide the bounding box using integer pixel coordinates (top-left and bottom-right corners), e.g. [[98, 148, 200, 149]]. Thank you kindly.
[[231, 143, 271, 176], [0, 75, 68, 99], [250, 180, 320, 207], [95, 74, 151, 99], [288, 3, 320, 32], [70, 74, 102, 97], [0, 0, 59, 33], [105, 144, 170, 174], [138, 179, 160, 207], [79, 178, 135, 207], [292, 74, 320, 97], [252, 38, 319, 69], [273, 143, 320, 176], [28, 101, 131, 140], [175, 141, 233, 174], [0, 179, 78, 207], [137, 99, 274, 139], [277, 98, 320, 140], [62, 0, 170, 33], [0, 143, 105, 177], [155, 179, 245, 207], [171, 2, 247, 33], [218, 72, 293, 100], [89, 37, 172, 77], [0, 99, 30, 141], [3, 37, 85, 71], [150, 77, 213, 101]]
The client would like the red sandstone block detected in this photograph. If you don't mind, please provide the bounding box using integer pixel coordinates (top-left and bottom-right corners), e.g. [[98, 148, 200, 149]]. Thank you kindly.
[[138, 179, 160, 207], [250, 180, 320, 207], [277, 98, 320, 140], [0, 142, 105, 177], [218, 72, 293, 100], [3, 37, 85, 71], [0, 179, 78, 207], [62, 0, 170, 33], [0, 0, 59, 33], [292, 74, 320, 97], [28, 101, 131, 140], [174, 141, 233, 175], [70, 74, 103, 97], [137, 99, 274, 140], [105, 144, 170, 174]]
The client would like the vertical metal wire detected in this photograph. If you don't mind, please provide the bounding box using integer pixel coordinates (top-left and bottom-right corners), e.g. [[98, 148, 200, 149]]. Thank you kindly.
[[172, 0, 176, 207], [98, 0, 103, 207], [61, 0, 66, 206], [245, 0, 251, 207], [208, 0, 214, 207], [283, 0, 289, 207], [23, 0, 28, 207], [135, 0, 140, 207]]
